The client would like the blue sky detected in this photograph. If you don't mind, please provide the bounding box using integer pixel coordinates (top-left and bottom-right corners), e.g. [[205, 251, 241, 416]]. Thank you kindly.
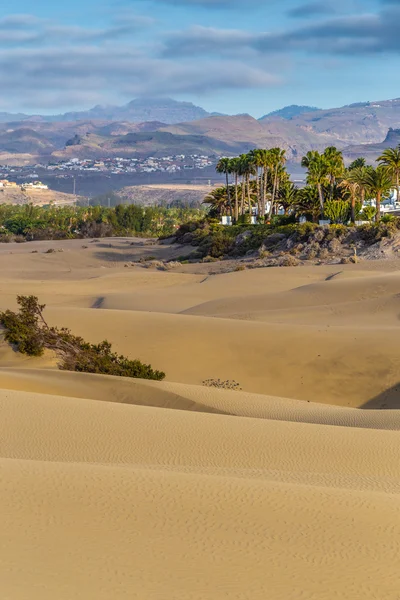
[[1, 0, 399, 117]]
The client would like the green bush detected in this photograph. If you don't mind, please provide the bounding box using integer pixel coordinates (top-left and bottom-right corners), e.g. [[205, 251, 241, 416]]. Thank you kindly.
[[199, 229, 234, 258], [237, 214, 252, 225], [0, 296, 165, 380], [324, 200, 350, 224], [270, 214, 297, 226], [359, 205, 377, 222], [380, 213, 395, 223]]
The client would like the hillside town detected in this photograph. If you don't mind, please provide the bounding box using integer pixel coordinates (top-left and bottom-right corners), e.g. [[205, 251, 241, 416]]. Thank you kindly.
[[0, 154, 216, 178]]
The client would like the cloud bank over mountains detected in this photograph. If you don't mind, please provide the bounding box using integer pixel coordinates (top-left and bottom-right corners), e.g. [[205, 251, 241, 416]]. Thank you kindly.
[[0, 0, 398, 114]]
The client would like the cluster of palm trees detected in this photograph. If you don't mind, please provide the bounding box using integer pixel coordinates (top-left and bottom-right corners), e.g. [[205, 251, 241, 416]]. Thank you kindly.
[[215, 148, 287, 222], [212, 144, 400, 223]]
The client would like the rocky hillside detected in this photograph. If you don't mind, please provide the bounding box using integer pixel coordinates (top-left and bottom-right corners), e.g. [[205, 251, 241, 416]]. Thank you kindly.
[[344, 128, 400, 162], [260, 105, 320, 121], [2, 97, 400, 164], [262, 99, 400, 145], [0, 187, 79, 206], [116, 184, 214, 206]]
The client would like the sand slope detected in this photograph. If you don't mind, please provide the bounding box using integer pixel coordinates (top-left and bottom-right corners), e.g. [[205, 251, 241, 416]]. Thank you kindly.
[[1, 237, 400, 598]]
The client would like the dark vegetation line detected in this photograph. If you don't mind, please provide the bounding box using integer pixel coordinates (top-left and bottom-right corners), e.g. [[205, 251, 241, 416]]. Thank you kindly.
[[0, 204, 204, 242]]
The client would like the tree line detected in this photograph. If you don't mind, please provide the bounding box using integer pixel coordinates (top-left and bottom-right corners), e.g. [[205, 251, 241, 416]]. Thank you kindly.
[[0, 203, 204, 241], [213, 145, 400, 223]]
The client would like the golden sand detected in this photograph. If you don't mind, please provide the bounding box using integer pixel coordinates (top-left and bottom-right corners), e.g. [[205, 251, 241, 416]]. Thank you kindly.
[[0, 237, 399, 599]]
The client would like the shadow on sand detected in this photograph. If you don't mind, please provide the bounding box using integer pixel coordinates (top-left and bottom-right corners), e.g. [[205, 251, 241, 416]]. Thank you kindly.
[[93, 249, 164, 262], [361, 383, 400, 409]]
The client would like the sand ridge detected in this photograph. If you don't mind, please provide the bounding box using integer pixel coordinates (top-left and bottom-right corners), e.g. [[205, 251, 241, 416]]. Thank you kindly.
[[0, 237, 400, 598]]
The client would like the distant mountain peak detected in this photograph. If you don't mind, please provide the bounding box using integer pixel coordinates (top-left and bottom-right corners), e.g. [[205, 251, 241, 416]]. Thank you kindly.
[[260, 105, 320, 121]]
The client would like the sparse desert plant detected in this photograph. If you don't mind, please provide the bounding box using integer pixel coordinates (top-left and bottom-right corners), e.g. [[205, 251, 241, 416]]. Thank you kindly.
[[0, 296, 165, 380], [234, 264, 246, 271], [202, 255, 220, 263], [318, 248, 330, 260], [278, 254, 300, 267], [202, 378, 242, 391], [45, 248, 56, 253]]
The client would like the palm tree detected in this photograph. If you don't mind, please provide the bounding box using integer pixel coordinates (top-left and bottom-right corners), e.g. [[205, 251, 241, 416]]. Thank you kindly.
[[239, 154, 255, 216], [346, 165, 371, 208], [256, 148, 272, 220], [248, 149, 261, 214], [268, 147, 286, 220], [203, 187, 230, 217], [339, 174, 360, 224], [363, 166, 393, 221], [216, 158, 233, 217], [301, 151, 328, 217], [377, 146, 400, 205], [277, 181, 299, 215], [348, 157, 366, 171], [237, 155, 248, 217], [229, 157, 241, 223], [323, 146, 344, 200], [296, 186, 321, 222]]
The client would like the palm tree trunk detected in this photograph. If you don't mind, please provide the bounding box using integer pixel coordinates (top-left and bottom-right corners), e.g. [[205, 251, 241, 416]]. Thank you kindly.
[[350, 193, 356, 224], [225, 172, 232, 217], [255, 167, 260, 218], [263, 167, 268, 222], [241, 178, 245, 216], [268, 165, 279, 220], [246, 174, 251, 214], [318, 184, 324, 218], [376, 191, 381, 222], [234, 172, 239, 223]]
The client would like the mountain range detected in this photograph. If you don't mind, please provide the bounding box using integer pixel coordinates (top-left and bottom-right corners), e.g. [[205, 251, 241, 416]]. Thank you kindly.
[[1, 97, 400, 164], [0, 98, 217, 125]]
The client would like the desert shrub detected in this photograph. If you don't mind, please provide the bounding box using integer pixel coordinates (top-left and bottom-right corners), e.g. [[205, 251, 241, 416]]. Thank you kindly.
[[357, 219, 400, 244], [26, 227, 70, 241], [202, 378, 242, 391], [325, 224, 348, 241], [199, 229, 234, 258], [285, 222, 318, 242], [318, 248, 330, 260], [202, 255, 220, 263], [278, 254, 300, 267], [311, 227, 325, 243], [234, 264, 246, 271], [0, 296, 165, 380], [328, 238, 342, 254], [0, 234, 13, 243]]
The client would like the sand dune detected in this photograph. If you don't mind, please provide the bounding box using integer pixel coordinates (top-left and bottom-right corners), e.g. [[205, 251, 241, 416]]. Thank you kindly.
[[1, 237, 400, 598]]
